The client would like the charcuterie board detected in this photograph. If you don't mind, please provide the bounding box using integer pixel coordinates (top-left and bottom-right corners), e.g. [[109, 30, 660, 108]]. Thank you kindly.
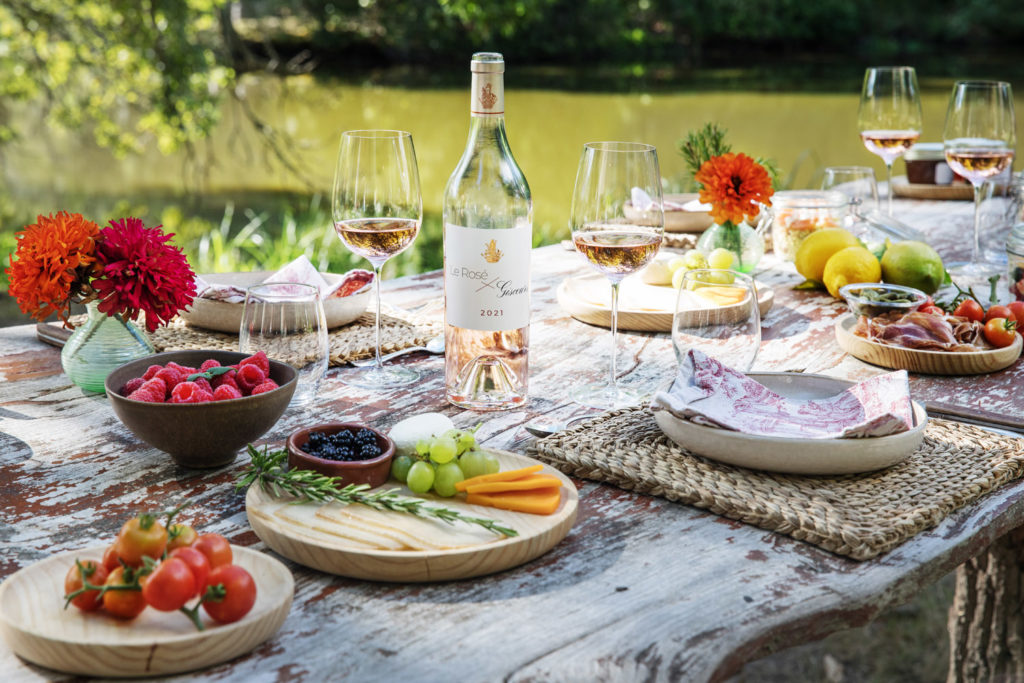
[[246, 450, 578, 582]]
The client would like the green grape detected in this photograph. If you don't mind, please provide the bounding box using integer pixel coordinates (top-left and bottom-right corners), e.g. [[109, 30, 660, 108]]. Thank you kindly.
[[707, 248, 735, 270], [455, 430, 476, 455], [390, 454, 414, 483], [707, 271, 736, 284], [406, 461, 435, 493], [433, 462, 465, 497], [458, 451, 488, 479], [667, 256, 687, 273], [415, 440, 430, 457], [482, 452, 500, 475], [684, 249, 707, 269], [429, 436, 457, 464]]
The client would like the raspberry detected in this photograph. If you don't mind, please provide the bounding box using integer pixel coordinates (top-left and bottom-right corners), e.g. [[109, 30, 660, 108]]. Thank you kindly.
[[239, 350, 270, 376], [193, 377, 213, 394], [200, 359, 221, 372], [142, 364, 163, 381], [213, 384, 243, 401], [195, 390, 214, 403], [128, 377, 167, 403], [121, 377, 145, 396], [211, 369, 237, 389], [153, 367, 184, 394], [250, 380, 279, 395], [170, 381, 207, 404], [236, 363, 267, 393]]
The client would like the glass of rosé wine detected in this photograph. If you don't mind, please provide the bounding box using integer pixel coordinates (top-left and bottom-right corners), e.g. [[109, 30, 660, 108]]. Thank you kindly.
[[569, 141, 664, 410], [857, 66, 923, 216], [332, 130, 422, 388]]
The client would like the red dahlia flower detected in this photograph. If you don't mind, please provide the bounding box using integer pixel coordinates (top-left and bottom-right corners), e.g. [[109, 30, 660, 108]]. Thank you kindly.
[[92, 217, 196, 332]]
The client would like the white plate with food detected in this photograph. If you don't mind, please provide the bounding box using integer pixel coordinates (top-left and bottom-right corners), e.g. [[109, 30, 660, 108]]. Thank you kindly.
[[654, 374, 928, 475], [835, 313, 1022, 375], [180, 271, 372, 333]]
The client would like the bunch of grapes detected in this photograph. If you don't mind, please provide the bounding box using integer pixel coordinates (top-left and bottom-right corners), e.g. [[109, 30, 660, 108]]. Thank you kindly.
[[389, 426, 500, 497], [668, 248, 737, 288]]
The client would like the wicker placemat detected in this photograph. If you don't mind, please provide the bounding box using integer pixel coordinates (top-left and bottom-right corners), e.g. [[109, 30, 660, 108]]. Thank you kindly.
[[528, 407, 1024, 560]]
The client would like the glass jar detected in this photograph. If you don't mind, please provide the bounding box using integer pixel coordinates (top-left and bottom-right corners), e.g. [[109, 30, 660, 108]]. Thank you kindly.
[[763, 190, 848, 261], [1009, 222, 1024, 302]]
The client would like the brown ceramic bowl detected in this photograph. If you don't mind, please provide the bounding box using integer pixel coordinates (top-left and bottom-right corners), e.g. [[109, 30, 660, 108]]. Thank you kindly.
[[286, 423, 394, 488], [105, 350, 297, 468]]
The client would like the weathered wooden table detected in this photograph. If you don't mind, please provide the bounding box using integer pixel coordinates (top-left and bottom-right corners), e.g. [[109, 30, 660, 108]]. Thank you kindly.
[[1, 196, 1021, 681]]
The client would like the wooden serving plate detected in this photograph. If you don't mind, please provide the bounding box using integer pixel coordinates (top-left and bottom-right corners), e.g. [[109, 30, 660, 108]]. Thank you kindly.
[[624, 192, 714, 233], [246, 451, 578, 582], [557, 273, 774, 333], [835, 314, 1023, 375], [0, 546, 292, 678], [890, 176, 974, 201]]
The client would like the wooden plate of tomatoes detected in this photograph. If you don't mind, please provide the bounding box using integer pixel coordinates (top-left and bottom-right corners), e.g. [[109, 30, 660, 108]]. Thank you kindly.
[[0, 544, 293, 677]]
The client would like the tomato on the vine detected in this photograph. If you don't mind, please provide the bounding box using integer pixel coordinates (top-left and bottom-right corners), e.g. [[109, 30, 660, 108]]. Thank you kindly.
[[115, 514, 168, 567], [142, 557, 196, 612], [1008, 301, 1024, 324], [986, 305, 1017, 324], [167, 524, 198, 551], [983, 317, 1018, 348], [102, 567, 147, 619], [169, 547, 210, 598], [192, 534, 232, 568], [64, 560, 109, 612], [953, 299, 985, 323], [101, 544, 121, 572], [919, 304, 943, 315], [202, 565, 257, 624]]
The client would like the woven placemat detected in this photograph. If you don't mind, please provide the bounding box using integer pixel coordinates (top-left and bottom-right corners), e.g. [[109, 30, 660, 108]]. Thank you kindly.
[[528, 407, 1024, 560]]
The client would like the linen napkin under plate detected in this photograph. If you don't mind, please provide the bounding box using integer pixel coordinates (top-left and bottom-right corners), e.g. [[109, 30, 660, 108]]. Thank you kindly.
[[193, 255, 372, 303], [651, 349, 914, 439]]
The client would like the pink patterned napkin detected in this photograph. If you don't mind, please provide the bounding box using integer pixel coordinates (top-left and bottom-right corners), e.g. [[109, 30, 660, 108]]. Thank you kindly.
[[651, 349, 914, 439], [194, 256, 372, 303]]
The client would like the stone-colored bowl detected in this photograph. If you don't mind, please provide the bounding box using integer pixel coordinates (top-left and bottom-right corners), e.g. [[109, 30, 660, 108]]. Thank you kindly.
[[286, 423, 394, 488], [105, 350, 297, 468]]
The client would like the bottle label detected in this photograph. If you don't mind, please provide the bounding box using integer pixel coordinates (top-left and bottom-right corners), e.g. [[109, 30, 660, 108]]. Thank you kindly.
[[471, 73, 504, 117], [444, 223, 530, 331]]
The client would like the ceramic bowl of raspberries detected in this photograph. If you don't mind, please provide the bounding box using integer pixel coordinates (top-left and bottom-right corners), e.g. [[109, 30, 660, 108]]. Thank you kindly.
[[105, 350, 297, 468], [286, 423, 394, 487]]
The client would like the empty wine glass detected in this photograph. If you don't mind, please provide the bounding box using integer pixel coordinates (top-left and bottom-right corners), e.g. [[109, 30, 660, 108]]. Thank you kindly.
[[943, 81, 1016, 281], [821, 165, 879, 217], [239, 283, 329, 408], [858, 66, 923, 215], [332, 130, 422, 388], [569, 141, 664, 410], [672, 270, 761, 373]]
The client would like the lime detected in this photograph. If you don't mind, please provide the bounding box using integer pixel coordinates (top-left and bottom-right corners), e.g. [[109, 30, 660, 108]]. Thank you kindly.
[[794, 228, 861, 284], [879, 240, 945, 295], [822, 246, 882, 298]]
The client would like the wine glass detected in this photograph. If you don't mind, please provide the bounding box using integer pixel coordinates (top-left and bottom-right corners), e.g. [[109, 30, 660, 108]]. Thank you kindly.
[[672, 270, 761, 372], [332, 130, 422, 388], [239, 283, 329, 408], [858, 66, 923, 215], [569, 141, 664, 409], [821, 165, 879, 218], [943, 81, 1016, 281]]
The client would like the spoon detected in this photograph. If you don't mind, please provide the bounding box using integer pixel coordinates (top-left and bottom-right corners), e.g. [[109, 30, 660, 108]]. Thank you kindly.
[[350, 334, 445, 367], [523, 414, 595, 438]]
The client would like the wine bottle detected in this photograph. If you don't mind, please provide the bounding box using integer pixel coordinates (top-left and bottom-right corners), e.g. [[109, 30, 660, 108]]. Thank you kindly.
[[443, 52, 533, 411]]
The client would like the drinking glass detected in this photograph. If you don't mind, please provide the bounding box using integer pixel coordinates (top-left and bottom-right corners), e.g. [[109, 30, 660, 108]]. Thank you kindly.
[[239, 283, 329, 408], [672, 270, 761, 372], [821, 165, 879, 217], [569, 141, 664, 409], [943, 81, 1016, 280], [857, 66, 923, 215], [332, 130, 422, 388]]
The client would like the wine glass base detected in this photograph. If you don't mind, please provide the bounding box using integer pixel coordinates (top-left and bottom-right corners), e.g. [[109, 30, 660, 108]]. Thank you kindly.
[[340, 364, 420, 389], [569, 383, 647, 411]]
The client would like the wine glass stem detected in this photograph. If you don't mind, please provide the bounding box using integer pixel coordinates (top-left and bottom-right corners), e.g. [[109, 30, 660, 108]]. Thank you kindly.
[[971, 182, 983, 266], [885, 161, 894, 216], [372, 262, 384, 370], [609, 281, 620, 394]]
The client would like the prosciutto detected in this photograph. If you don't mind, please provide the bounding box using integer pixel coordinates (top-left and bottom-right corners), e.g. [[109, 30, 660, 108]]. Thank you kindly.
[[853, 311, 989, 353]]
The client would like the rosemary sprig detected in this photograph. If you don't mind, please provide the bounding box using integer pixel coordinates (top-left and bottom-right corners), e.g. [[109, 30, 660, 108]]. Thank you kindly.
[[236, 446, 518, 538]]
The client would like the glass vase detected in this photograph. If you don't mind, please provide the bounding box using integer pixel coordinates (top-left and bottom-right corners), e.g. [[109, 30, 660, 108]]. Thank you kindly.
[[696, 221, 764, 273], [61, 301, 155, 393]]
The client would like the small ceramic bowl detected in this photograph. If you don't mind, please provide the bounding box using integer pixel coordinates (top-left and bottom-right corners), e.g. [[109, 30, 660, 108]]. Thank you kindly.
[[105, 350, 297, 468], [839, 283, 929, 318], [286, 423, 395, 487]]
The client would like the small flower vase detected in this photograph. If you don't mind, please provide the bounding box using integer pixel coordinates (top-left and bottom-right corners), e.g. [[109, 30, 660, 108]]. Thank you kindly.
[[696, 221, 765, 274], [61, 301, 155, 393]]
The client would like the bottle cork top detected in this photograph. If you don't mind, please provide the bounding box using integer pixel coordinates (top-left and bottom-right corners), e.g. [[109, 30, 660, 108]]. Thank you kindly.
[[471, 52, 505, 74]]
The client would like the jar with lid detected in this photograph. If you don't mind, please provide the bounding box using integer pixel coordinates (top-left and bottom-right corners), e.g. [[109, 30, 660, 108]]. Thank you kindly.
[[762, 190, 849, 261]]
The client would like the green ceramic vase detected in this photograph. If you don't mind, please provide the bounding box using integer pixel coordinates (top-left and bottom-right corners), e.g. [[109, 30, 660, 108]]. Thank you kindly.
[[60, 301, 155, 393]]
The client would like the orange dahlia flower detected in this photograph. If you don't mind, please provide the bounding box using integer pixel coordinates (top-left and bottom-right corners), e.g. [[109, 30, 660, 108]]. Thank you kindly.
[[695, 153, 773, 225], [5, 212, 101, 325]]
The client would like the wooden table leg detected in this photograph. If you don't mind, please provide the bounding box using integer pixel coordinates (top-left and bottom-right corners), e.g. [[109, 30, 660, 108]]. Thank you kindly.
[[948, 528, 1024, 682]]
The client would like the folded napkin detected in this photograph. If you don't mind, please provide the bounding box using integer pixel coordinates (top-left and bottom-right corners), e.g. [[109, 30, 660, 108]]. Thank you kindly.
[[630, 188, 702, 212], [194, 256, 372, 303], [651, 349, 914, 439]]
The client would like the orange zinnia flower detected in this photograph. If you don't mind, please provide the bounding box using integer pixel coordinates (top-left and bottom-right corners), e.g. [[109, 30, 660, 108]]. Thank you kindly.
[[695, 153, 773, 225], [5, 212, 101, 324]]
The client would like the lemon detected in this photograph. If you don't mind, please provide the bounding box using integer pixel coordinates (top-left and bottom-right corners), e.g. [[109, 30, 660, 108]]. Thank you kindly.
[[794, 228, 862, 283], [822, 246, 882, 298], [880, 240, 945, 294]]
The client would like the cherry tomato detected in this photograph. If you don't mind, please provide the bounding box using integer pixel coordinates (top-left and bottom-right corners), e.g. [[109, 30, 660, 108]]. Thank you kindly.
[[1007, 301, 1024, 323], [919, 304, 943, 316], [202, 564, 257, 624], [115, 514, 168, 567], [102, 567, 147, 619], [986, 305, 1017, 324], [953, 299, 985, 323], [64, 560, 109, 612], [102, 544, 121, 572], [167, 524, 198, 551], [192, 534, 232, 568], [169, 546, 210, 597], [983, 317, 1018, 348], [141, 557, 196, 612]]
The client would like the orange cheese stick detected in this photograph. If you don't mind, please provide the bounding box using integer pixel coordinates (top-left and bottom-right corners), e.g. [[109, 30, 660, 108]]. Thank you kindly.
[[465, 487, 562, 515], [464, 475, 563, 495], [453, 464, 543, 492]]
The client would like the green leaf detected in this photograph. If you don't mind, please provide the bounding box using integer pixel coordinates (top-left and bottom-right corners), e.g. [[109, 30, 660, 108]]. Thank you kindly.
[[187, 365, 233, 382], [793, 279, 825, 291]]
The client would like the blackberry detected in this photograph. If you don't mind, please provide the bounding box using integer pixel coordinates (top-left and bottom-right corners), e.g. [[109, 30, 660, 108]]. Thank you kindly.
[[355, 429, 376, 446], [360, 443, 382, 458]]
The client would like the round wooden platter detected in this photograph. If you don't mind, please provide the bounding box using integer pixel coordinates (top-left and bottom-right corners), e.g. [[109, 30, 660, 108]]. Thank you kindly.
[[245, 450, 578, 583], [557, 273, 774, 333], [0, 546, 293, 678], [890, 175, 974, 201], [624, 192, 714, 233], [834, 314, 1023, 375]]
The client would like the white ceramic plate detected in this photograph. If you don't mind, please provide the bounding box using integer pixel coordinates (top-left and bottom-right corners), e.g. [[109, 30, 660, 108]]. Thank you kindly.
[[654, 373, 928, 475], [179, 271, 370, 333]]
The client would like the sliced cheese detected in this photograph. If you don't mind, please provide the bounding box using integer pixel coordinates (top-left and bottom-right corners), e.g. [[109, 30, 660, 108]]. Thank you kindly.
[[273, 503, 407, 550]]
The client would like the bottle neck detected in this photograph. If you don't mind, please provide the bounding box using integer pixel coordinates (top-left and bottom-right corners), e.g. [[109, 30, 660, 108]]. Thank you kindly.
[[470, 71, 504, 118]]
